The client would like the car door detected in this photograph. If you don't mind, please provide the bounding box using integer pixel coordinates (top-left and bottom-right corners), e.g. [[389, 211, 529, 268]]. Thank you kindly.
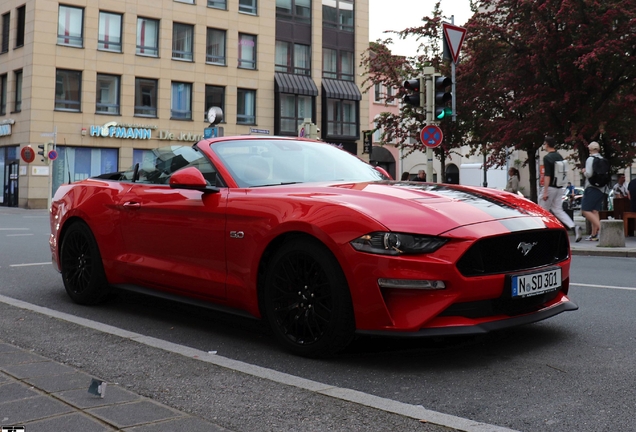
[[116, 150, 228, 300]]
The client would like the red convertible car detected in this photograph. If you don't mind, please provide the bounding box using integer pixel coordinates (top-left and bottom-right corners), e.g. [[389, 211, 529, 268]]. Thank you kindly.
[[49, 136, 577, 357]]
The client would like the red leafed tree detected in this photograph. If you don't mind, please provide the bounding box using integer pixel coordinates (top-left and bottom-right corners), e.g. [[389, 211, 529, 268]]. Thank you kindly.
[[362, 0, 636, 201], [459, 0, 636, 201]]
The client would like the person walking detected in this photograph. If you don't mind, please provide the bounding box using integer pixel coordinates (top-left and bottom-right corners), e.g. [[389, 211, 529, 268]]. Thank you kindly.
[[612, 173, 628, 198], [413, 170, 426, 182], [581, 141, 609, 241], [540, 136, 582, 242]]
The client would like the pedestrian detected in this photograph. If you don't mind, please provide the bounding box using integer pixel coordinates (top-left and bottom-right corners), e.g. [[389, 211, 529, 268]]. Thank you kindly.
[[504, 167, 520, 194], [612, 173, 628, 198], [413, 170, 426, 182], [565, 182, 575, 209], [628, 176, 636, 212], [400, 171, 410, 181], [540, 136, 582, 241], [581, 141, 609, 241]]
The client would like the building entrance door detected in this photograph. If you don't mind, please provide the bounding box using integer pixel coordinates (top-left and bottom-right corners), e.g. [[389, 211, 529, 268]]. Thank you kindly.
[[3, 161, 19, 207]]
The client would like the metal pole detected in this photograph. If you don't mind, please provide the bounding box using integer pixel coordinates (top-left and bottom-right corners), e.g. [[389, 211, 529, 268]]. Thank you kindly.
[[424, 67, 435, 182]]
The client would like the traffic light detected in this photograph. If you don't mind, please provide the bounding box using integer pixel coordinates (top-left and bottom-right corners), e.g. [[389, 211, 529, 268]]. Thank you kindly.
[[403, 77, 424, 108], [38, 144, 47, 162], [434, 75, 452, 120]]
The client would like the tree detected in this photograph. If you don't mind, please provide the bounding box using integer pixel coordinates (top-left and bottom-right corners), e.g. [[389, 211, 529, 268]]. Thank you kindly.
[[459, 0, 636, 201]]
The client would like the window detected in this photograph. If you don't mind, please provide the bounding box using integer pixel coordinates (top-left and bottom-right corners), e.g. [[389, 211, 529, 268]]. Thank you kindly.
[[206, 28, 226, 65], [2, 13, 10, 53], [238, 33, 256, 69], [208, 0, 227, 9], [326, 99, 356, 136], [175, 0, 195, 3], [0, 74, 7, 115], [137, 17, 159, 56], [280, 94, 312, 133], [96, 74, 120, 114], [14, 70, 22, 112], [16, 6, 25, 47], [172, 23, 194, 61], [98, 12, 122, 52], [130, 147, 219, 186], [276, 0, 310, 23], [322, 0, 353, 32], [55, 69, 82, 112], [275, 42, 310, 75], [205, 85, 225, 121], [134, 78, 158, 117], [52, 147, 118, 196], [171, 82, 192, 120], [374, 84, 395, 104], [237, 89, 255, 124], [58, 5, 84, 47], [239, 0, 257, 14], [323, 48, 354, 81]]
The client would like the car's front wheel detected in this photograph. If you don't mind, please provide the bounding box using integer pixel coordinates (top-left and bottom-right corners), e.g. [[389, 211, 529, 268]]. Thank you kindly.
[[263, 238, 355, 357], [60, 222, 110, 305]]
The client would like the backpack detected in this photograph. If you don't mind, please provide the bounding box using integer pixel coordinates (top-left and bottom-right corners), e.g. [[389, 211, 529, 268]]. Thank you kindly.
[[554, 160, 568, 188], [589, 156, 611, 188]]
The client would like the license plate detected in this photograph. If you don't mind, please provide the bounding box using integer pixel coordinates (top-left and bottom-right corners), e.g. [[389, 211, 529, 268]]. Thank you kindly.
[[510, 268, 561, 298]]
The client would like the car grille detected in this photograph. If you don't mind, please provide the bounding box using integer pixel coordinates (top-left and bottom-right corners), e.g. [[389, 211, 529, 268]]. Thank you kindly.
[[439, 289, 560, 318], [456, 229, 569, 277]]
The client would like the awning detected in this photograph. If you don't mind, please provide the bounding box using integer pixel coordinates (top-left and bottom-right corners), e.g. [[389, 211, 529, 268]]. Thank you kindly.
[[322, 79, 362, 101], [274, 72, 318, 96]]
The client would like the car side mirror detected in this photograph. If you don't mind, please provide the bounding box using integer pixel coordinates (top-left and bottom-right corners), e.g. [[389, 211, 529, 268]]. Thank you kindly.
[[169, 167, 219, 194]]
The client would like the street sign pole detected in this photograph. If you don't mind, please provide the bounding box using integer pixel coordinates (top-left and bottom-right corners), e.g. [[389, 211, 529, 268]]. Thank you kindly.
[[47, 126, 57, 210], [423, 66, 436, 182]]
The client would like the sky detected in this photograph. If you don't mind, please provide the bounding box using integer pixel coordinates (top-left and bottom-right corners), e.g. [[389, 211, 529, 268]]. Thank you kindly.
[[368, 0, 474, 57]]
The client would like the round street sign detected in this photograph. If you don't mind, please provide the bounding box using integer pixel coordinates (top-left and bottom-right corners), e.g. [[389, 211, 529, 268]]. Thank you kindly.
[[21, 146, 35, 163], [48, 149, 58, 161], [420, 125, 444, 148]]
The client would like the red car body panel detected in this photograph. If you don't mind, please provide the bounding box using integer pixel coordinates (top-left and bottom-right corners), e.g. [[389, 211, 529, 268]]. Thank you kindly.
[[50, 137, 574, 338]]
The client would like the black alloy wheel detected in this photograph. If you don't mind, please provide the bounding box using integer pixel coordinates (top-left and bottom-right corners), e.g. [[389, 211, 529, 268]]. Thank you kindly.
[[263, 238, 355, 358], [60, 222, 110, 305]]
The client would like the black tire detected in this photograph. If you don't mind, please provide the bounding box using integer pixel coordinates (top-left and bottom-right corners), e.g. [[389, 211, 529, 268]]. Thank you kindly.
[[262, 238, 355, 358], [60, 222, 110, 305]]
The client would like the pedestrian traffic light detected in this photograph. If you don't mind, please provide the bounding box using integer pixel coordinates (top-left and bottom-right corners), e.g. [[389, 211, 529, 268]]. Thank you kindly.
[[434, 75, 452, 120], [403, 78, 424, 108]]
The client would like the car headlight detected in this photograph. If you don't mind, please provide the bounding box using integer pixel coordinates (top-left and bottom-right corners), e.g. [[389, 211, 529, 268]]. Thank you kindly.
[[350, 232, 447, 255]]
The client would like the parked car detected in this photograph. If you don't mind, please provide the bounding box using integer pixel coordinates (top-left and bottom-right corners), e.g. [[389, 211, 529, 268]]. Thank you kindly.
[[49, 136, 577, 357], [562, 186, 584, 211]]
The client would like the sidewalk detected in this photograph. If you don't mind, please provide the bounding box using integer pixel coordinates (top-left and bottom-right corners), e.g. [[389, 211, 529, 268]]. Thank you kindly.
[[569, 214, 636, 257], [0, 342, 230, 432]]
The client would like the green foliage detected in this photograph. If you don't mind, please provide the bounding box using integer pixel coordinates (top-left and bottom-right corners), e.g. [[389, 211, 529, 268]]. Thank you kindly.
[[361, 0, 636, 202]]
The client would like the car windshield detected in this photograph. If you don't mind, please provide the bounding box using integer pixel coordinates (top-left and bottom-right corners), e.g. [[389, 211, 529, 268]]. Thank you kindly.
[[210, 139, 386, 187]]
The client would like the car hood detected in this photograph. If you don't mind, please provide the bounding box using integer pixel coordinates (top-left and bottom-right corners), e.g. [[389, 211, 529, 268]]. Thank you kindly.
[[292, 181, 551, 236]]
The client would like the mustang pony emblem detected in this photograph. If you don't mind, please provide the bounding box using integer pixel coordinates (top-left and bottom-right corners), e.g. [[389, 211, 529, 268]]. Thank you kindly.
[[517, 241, 538, 256]]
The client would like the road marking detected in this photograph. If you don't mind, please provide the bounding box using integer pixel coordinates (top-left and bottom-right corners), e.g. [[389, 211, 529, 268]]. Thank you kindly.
[[7, 233, 34, 237], [0, 293, 517, 432], [571, 282, 636, 291], [0, 228, 29, 230], [9, 262, 52, 267]]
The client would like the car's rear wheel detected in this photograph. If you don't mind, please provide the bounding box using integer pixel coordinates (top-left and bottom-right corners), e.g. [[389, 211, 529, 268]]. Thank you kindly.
[[60, 222, 110, 305], [263, 238, 355, 357]]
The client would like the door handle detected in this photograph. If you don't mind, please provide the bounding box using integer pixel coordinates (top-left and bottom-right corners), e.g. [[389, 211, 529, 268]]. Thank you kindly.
[[123, 201, 141, 209]]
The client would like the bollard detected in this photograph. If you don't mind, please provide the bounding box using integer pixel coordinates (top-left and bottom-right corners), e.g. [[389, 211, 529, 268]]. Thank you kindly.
[[598, 219, 625, 247]]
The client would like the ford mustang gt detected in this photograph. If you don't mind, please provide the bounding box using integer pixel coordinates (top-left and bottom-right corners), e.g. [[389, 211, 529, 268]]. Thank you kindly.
[[49, 136, 577, 357]]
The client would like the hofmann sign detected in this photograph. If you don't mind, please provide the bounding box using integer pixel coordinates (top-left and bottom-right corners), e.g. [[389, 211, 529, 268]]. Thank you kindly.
[[89, 122, 203, 141]]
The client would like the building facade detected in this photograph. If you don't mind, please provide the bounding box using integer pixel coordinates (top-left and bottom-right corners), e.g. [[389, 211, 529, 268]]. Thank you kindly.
[[0, 0, 369, 208]]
